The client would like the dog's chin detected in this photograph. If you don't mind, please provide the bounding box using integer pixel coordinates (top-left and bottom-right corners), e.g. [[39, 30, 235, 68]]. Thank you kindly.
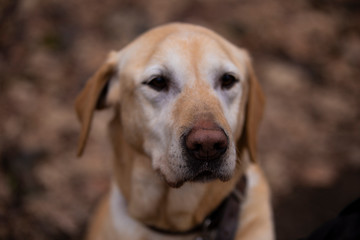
[[156, 159, 235, 188], [191, 171, 217, 182], [189, 170, 232, 183], [161, 170, 233, 188]]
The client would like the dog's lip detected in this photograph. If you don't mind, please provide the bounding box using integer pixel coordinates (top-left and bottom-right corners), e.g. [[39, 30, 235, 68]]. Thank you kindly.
[[190, 170, 217, 182], [162, 168, 232, 187], [157, 158, 234, 187]]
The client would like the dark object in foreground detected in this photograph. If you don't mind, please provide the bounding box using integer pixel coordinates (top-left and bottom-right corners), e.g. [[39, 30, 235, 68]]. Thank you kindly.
[[301, 198, 360, 240]]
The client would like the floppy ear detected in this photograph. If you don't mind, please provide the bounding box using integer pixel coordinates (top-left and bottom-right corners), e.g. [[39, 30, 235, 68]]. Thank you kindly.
[[75, 51, 119, 157], [244, 59, 265, 162]]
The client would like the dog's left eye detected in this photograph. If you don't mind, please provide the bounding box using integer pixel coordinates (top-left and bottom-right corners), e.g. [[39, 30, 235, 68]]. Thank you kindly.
[[220, 73, 238, 90], [144, 76, 169, 91]]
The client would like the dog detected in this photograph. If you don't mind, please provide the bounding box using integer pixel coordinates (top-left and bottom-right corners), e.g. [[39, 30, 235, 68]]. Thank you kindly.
[[75, 23, 274, 240]]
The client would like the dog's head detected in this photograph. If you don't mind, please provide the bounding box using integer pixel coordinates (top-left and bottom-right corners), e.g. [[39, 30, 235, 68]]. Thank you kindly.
[[75, 23, 264, 188]]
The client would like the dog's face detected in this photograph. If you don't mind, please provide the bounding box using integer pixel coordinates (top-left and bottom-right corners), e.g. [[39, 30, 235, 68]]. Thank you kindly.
[[75, 23, 264, 188]]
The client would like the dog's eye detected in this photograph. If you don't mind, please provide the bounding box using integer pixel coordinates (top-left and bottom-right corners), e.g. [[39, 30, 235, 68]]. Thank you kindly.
[[145, 76, 169, 91], [220, 73, 238, 90]]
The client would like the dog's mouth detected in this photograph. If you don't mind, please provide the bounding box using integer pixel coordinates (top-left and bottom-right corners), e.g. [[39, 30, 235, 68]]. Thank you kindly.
[[190, 170, 217, 182], [186, 159, 233, 183], [159, 162, 231, 188], [157, 141, 236, 188]]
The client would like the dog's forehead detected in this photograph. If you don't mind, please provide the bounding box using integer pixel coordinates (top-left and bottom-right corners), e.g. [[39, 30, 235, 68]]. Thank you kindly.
[[131, 23, 227, 55], [153, 31, 229, 68], [120, 24, 248, 83]]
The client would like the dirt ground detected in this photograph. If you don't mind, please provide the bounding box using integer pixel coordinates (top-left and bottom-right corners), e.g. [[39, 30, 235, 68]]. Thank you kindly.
[[1, 0, 360, 239]]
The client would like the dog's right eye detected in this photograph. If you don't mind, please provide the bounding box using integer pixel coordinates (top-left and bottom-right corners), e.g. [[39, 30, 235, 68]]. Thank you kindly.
[[144, 76, 169, 91]]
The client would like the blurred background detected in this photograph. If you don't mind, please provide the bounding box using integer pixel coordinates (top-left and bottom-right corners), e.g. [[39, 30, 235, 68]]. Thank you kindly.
[[1, 0, 360, 239]]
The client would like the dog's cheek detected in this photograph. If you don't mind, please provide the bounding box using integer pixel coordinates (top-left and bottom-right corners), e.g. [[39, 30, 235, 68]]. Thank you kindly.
[[224, 143, 239, 176], [147, 132, 189, 187], [230, 140, 248, 176], [232, 81, 249, 141], [118, 97, 149, 151], [143, 103, 178, 154], [218, 85, 246, 136]]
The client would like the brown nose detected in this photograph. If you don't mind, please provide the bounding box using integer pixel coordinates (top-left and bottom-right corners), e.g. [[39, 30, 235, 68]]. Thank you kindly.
[[185, 120, 228, 161]]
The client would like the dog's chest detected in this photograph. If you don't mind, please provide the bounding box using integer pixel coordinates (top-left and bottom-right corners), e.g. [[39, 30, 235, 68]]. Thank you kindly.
[[126, 158, 209, 230]]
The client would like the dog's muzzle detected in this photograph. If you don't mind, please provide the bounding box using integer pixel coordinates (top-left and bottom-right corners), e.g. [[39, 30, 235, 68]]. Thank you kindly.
[[183, 119, 229, 181]]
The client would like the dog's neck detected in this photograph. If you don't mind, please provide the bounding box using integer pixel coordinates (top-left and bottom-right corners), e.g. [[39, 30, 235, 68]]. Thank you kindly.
[[108, 117, 243, 232]]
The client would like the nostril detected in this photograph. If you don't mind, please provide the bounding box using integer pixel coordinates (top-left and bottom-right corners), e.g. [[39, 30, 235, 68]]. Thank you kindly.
[[214, 141, 227, 151], [192, 143, 202, 151]]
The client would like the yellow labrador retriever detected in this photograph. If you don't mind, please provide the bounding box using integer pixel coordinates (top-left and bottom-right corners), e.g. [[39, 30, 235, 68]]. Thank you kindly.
[[75, 23, 274, 240]]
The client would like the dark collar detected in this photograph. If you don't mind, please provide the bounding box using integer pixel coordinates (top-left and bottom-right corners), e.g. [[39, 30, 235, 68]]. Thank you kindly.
[[147, 175, 248, 240]]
